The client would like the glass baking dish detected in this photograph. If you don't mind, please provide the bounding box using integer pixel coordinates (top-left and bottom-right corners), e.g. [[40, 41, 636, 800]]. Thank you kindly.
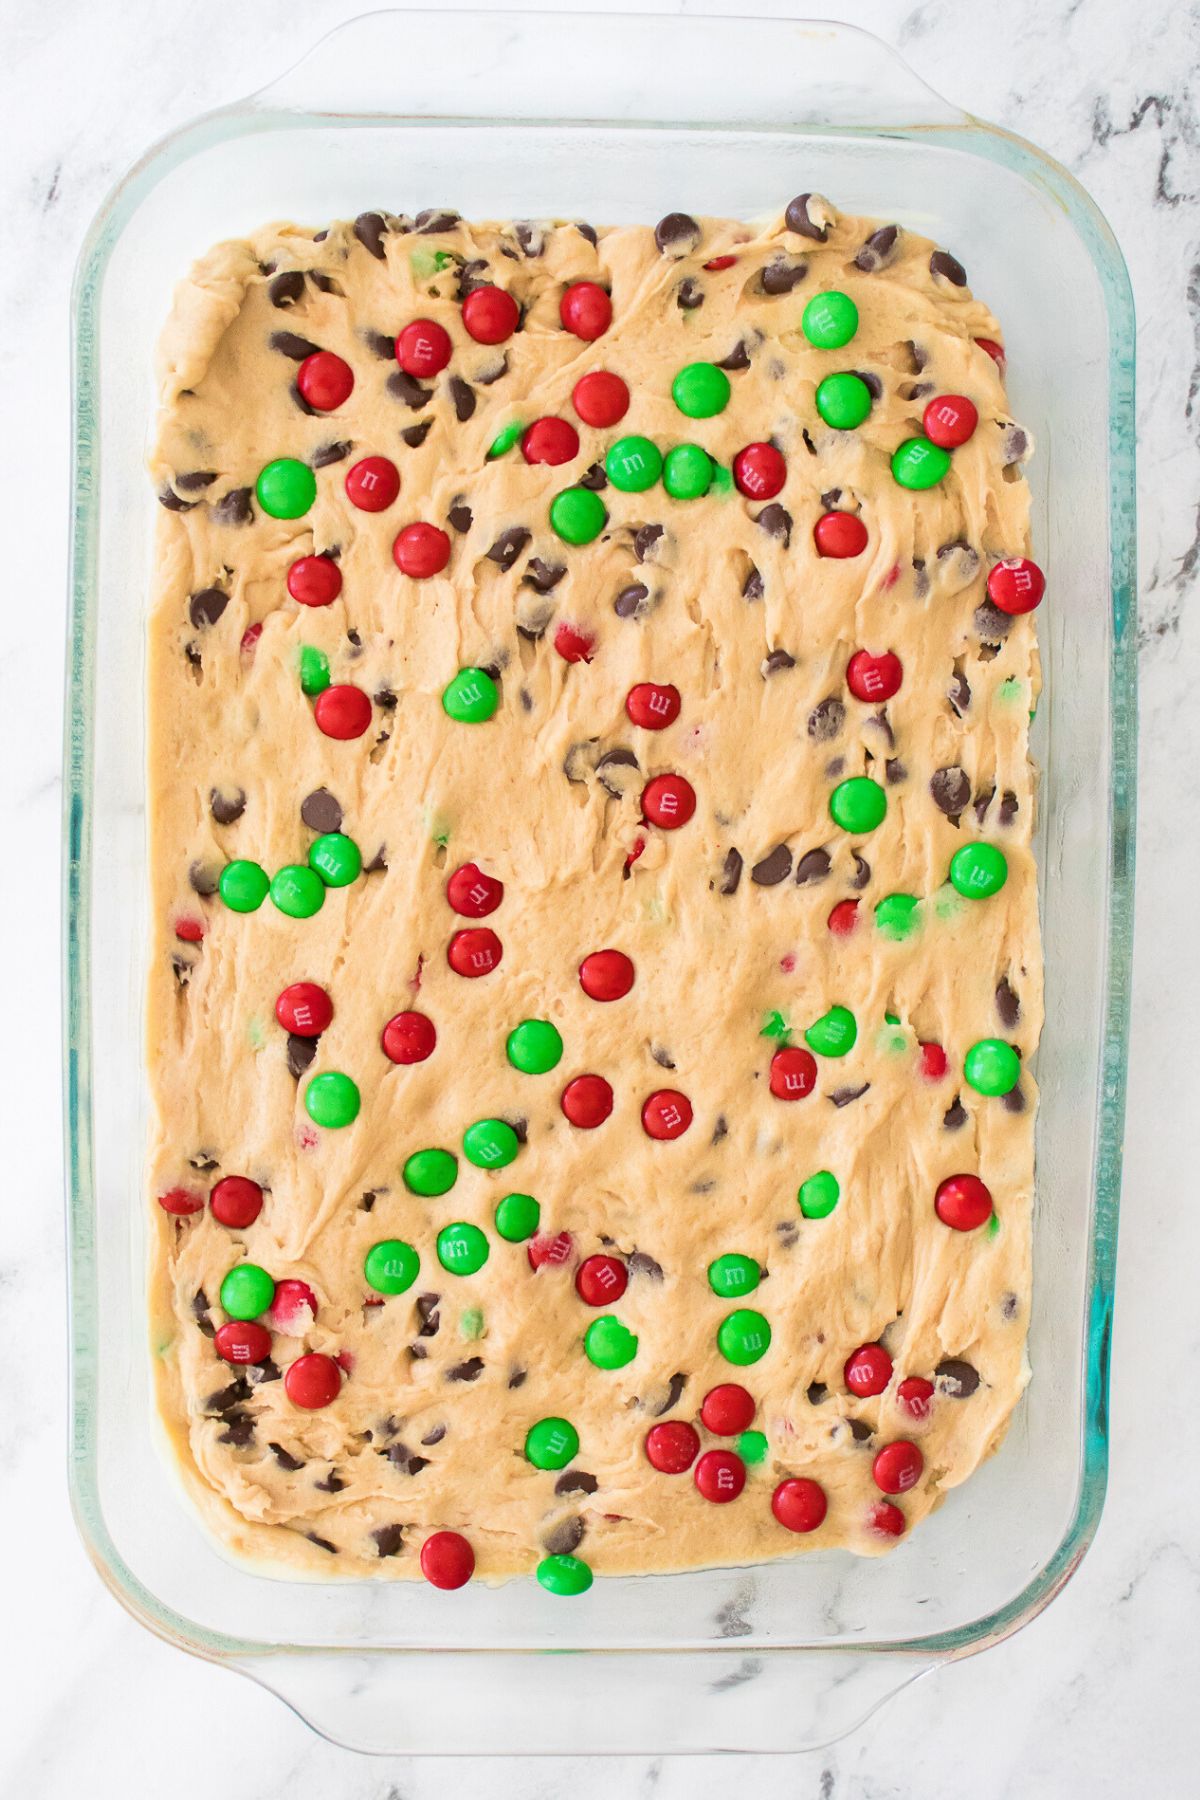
[[63, 8, 1136, 1756]]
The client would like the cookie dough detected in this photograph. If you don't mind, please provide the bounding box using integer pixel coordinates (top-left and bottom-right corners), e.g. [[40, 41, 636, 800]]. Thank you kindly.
[[147, 197, 1042, 1585]]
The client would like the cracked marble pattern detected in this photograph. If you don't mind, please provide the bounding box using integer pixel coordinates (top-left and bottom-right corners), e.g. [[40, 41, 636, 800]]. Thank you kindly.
[[1, 0, 1196, 1793]]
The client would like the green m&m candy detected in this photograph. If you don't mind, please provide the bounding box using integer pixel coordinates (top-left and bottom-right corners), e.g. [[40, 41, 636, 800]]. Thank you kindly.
[[403, 1147, 458, 1196], [663, 442, 714, 499], [802, 290, 859, 349], [798, 1169, 840, 1219], [442, 667, 498, 724], [495, 1192, 540, 1241], [875, 893, 920, 940], [805, 1006, 857, 1058], [708, 1253, 761, 1298], [829, 776, 887, 834], [815, 372, 872, 430], [256, 457, 316, 520], [892, 437, 951, 490], [364, 1238, 419, 1295], [309, 832, 362, 887], [717, 1308, 771, 1366], [605, 435, 662, 493], [537, 1553, 593, 1596], [584, 1315, 638, 1369], [437, 1221, 490, 1275], [219, 859, 269, 913], [671, 361, 731, 418], [506, 1019, 563, 1074], [304, 1070, 360, 1128], [950, 842, 1008, 899], [298, 645, 330, 696], [220, 1263, 275, 1320], [737, 1429, 768, 1466], [550, 486, 607, 544], [964, 1038, 1021, 1096], [525, 1416, 579, 1469], [487, 419, 524, 459], [463, 1118, 520, 1169], [270, 864, 325, 918]]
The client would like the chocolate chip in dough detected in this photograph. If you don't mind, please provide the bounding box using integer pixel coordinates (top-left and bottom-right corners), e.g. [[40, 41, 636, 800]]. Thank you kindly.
[[751, 844, 793, 886], [998, 790, 1019, 826], [191, 1288, 215, 1337], [716, 339, 752, 372], [269, 330, 321, 361], [486, 526, 531, 571], [628, 1251, 664, 1283], [209, 786, 246, 826], [948, 667, 971, 717], [973, 785, 995, 825], [756, 504, 792, 546], [365, 329, 397, 359], [855, 225, 899, 272], [655, 212, 701, 256], [314, 1469, 347, 1493], [301, 788, 342, 833], [158, 487, 197, 512], [761, 256, 807, 295], [648, 1372, 688, 1417], [579, 461, 607, 491], [885, 757, 907, 786], [847, 1418, 874, 1445], [286, 1035, 317, 1079], [935, 1358, 980, 1396], [850, 853, 871, 890], [305, 1532, 338, 1554], [308, 271, 339, 295], [372, 1523, 405, 1557], [741, 564, 764, 601], [218, 1416, 256, 1448], [416, 207, 461, 234], [676, 277, 704, 311], [973, 600, 1012, 640], [446, 1357, 484, 1382], [614, 582, 649, 619], [807, 1382, 829, 1405], [807, 696, 845, 742], [852, 370, 883, 401], [448, 375, 476, 422], [507, 1368, 527, 1390], [943, 1096, 968, 1131], [596, 748, 641, 798], [930, 249, 968, 287], [447, 500, 473, 534], [830, 1083, 870, 1107], [188, 588, 228, 629], [556, 1469, 598, 1495], [311, 440, 352, 468], [1002, 1081, 1027, 1115], [995, 976, 1021, 1028], [186, 859, 218, 898], [930, 765, 971, 818], [388, 369, 432, 410], [354, 212, 391, 258], [1000, 423, 1031, 466], [477, 354, 509, 385], [174, 469, 218, 493], [523, 558, 566, 594], [762, 649, 796, 676], [633, 523, 664, 563], [269, 1442, 305, 1471], [211, 487, 253, 526], [401, 420, 433, 449], [455, 258, 490, 301], [268, 270, 306, 307], [719, 848, 744, 895], [543, 1515, 585, 1556], [795, 848, 831, 886], [785, 193, 830, 241]]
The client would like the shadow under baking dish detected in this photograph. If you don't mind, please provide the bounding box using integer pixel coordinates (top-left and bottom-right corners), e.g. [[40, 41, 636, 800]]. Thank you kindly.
[[64, 9, 1135, 1756]]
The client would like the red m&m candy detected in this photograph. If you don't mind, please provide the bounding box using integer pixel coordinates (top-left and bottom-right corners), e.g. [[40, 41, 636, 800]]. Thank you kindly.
[[828, 899, 860, 937], [844, 1343, 893, 1398], [396, 318, 452, 378], [269, 1278, 318, 1334], [733, 442, 786, 499], [560, 281, 612, 341], [462, 285, 520, 345], [276, 981, 333, 1036], [847, 649, 903, 703], [382, 1010, 437, 1064], [704, 254, 738, 271], [645, 1421, 700, 1473], [626, 682, 681, 730], [297, 350, 355, 411], [769, 1047, 817, 1101], [868, 1500, 906, 1538], [157, 1186, 204, 1216], [284, 1352, 341, 1409], [896, 1376, 935, 1421], [174, 917, 204, 943], [420, 1530, 475, 1589], [872, 1440, 923, 1495], [572, 370, 629, 428], [919, 1042, 948, 1081], [772, 1477, 828, 1534], [287, 554, 342, 607], [210, 1176, 264, 1230], [561, 1074, 614, 1129], [576, 1255, 628, 1307], [642, 773, 696, 830], [522, 417, 580, 466], [934, 1173, 993, 1231], [393, 521, 450, 578], [214, 1320, 273, 1365], [579, 949, 634, 1001], [345, 455, 400, 512], [554, 622, 595, 664], [701, 1383, 755, 1436], [447, 928, 503, 978], [923, 393, 978, 449], [642, 1089, 692, 1140], [694, 1449, 746, 1504], [814, 512, 868, 559], [527, 1230, 574, 1271], [975, 337, 1006, 373], [314, 685, 372, 739], [447, 861, 504, 918], [987, 557, 1045, 615]]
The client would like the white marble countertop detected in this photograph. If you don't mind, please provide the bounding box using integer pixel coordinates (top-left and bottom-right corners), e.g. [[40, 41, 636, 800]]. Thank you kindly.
[[3, 0, 1196, 1792]]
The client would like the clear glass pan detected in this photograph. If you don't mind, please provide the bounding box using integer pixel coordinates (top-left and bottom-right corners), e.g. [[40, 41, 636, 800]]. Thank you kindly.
[[64, 9, 1136, 1755]]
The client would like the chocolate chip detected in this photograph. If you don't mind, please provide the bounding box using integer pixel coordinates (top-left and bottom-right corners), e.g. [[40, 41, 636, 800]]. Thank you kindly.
[[188, 858, 219, 896], [633, 523, 664, 563], [785, 193, 829, 241], [268, 270, 305, 307], [309, 271, 338, 295], [523, 558, 566, 595], [801, 429, 818, 456], [973, 785, 995, 825], [212, 486, 253, 526], [359, 1191, 377, 1213], [649, 1372, 688, 1417], [855, 225, 899, 272], [948, 669, 971, 716], [852, 369, 883, 401], [627, 1251, 664, 1285], [218, 1416, 256, 1448], [847, 1418, 874, 1444], [366, 329, 397, 359], [543, 1515, 585, 1556], [596, 748, 640, 797], [455, 258, 489, 301], [158, 487, 197, 512], [943, 1096, 968, 1130], [806, 1382, 829, 1405], [711, 1115, 729, 1146], [998, 790, 1019, 826], [415, 1293, 441, 1337], [385, 1443, 430, 1476], [742, 564, 764, 601], [206, 1376, 250, 1416], [655, 212, 701, 256], [850, 853, 871, 892], [930, 249, 967, 287], [936, 1358, 980, 1396], [751, 844, 792, 886], [716, 339, 752, 372], [269, 330, 321, 360], [579, 461, 607, 491], [974, 600, 1012, 640], [486, 526, 531, 571], [286, 1035, 317, 1078], [795, 848, 831, 886], [305, 1532, 338, 1554], [401, 420, 433, 448], [192, 1288, 215, 1336], [299, 788, 342, 834], [556, 1468, 598, 1495], [885, 757, 907, 785], [1002, 1082, 1027, 1114], [446, 1357, 484, 1382], [175, 469, 218, 492], [719, 848, 743, 895], [929, 766, 971, 818], [354, 213, 389, 259], [761, 256, 807, 295], [614, 582, 649, 618], [209, 786, 246, 826], [269, 1442, 305, 1471], [374, 687, 398, 711], [507, 1369, 527, 1390], [512, 219, 544, 257], [372, 1523, 404, 1557], [756, 504, 792, 545], [314, 1469, 347, 1493], [762, 649, 795, 675], [446, 501, 473, 536], [388, 369, 432, 410], [1002, 1292, 1020, 1321], [995, 976, 1021, 1027], [448, 375, 476, 422], [1000, 423, 1030, 466], [416, 207, 460, 234], [830, 1083, 870, 1107], [188, 586, 229, 628], [807, 696, 845, 741], [676, 277, 704, 311]]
